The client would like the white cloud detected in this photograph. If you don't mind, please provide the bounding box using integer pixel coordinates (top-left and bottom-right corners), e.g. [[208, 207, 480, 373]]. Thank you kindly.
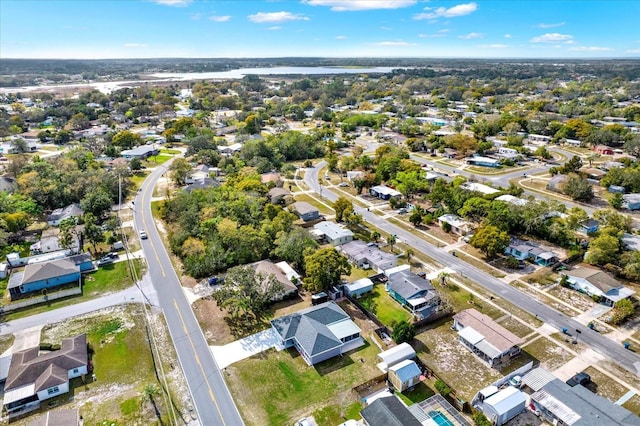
[[438, 29, 450, 33], [568, 46, 613, 52], [303, 0, 416, 11], [418, 33, 446, 38], [504, 34, 512, 38], [459, 32, 483, 40], [414, 2, 477, 20], [248, 11, 310, 23], [380, 26, 392, 31], [123, 43, 148, 48], [209, 15, 231, 22], [626, 49, 640, 54], [374, 41, 415, 46], [190, 13, 201, 20], [536, 21, 565, 29], [152, 0, 192, 7], [336, 35, 348, 39], [267, 26, 283, 30], [530, 33, 573, 43], [479, 44, 508, 48]]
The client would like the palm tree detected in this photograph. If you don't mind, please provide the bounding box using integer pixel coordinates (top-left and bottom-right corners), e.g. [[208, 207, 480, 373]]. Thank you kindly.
[[405, 248, 414, 263], [437, 271, 449, 286], [141, 384, 163, 422], [371, 231, 381, 243], [386, 234, 397, 253]]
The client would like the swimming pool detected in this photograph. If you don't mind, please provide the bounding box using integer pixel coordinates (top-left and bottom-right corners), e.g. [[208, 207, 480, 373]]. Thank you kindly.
[[428, 410, 456, 426]]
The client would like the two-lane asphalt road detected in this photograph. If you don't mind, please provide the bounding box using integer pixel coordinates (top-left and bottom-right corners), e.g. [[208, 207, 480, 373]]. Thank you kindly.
[[306, 161, 640, 377], [135, 163, 243, 426]]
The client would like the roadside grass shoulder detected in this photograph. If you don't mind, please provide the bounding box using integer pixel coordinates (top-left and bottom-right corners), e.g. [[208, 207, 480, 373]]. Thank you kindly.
[[522, 337, 574, 371], [622, 394, 640, 416]]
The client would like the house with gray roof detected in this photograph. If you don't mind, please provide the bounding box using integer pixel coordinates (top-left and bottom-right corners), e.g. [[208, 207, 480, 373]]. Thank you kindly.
[[561, 267, 635, 307], [312, 221, 353, 246], [531, 379, 640, 426], [250, 259, 299, 300], [361, 396, 422, 426], [120, 145, 157, 160], [46, 203, 84, 227], [452, 309, 524, 367], [290, 201, 320, 222], [338, 240, 397, 272], [270, 302, 363, 366], [3, 335, 88, 416], [385, 269, 442, 320], [7, 254, 93, 300]]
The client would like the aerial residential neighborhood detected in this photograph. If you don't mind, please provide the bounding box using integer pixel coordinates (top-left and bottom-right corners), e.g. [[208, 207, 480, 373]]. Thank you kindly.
[[1, 2, 640, 426]]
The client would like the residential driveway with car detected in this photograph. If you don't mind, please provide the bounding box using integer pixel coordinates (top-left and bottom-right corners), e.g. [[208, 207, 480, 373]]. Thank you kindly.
[[210, 328, 283, 369]]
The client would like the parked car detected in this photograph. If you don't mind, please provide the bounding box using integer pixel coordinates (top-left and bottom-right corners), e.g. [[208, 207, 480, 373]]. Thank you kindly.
[[97, 252, 118, 266], [397, 208, 408, 214], [140, 229, 148, 240], [509, 375, 522, 387], [566, 372, 590, 387], [338, 182, 349, 187]]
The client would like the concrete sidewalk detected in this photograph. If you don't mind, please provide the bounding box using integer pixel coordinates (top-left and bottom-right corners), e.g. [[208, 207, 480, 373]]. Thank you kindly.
[[211, 328, 283, 369]]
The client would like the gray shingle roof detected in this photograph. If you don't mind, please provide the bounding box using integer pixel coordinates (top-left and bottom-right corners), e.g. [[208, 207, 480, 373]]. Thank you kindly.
[[387, 270, 434, 300], [47, 203, 83, 222], [565, 268, 622, 293], [5, 334, 87, 392], [22, 259, 79, 285], [360, 396, 422, 426]]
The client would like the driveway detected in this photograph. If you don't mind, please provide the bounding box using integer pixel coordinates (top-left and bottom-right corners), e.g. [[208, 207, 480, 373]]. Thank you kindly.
[[210, 328, 282, 369]]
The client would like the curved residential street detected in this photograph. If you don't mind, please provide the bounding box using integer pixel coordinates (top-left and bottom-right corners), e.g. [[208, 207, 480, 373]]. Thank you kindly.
[[304, 160, 640, 377], [134, 162, 243, 426]]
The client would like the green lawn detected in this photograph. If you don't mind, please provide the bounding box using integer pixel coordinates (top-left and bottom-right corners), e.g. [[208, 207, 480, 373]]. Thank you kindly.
[[359, 284, 411, 327], [225, 340, 381, 426], [145, 154, 172, 165], [396, 382, 435, 405], [294, 193, 334, 215], [160, 148, 180, 154], [130, 171, 150, 191]]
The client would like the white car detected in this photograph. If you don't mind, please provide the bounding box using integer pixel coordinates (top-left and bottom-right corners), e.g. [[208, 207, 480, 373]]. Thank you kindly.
[[140, 230, 148, 240]]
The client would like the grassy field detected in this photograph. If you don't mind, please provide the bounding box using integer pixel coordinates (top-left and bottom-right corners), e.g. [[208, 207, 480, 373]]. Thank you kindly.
[[396, 382, 435, 406], [622, 394, 640, 416], [225, 340, 381, 426], [496, 315, 535, 338], [583, 366, 630, 403], [3, 260, 142, 321], [130, 172, 150, 191], [436, 280, 503, 319], [145, 154, 172, 165], [33, 305, 181, 425], [0, 334, 14, 355], [293, 193, 334, 215], [359, 284, 411, 327], [160, 148, 180, 154]]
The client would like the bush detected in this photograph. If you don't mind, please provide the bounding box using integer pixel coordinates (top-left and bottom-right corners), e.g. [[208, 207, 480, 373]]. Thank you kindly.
[[391, 320, 415, 344], [608, 299, 636, 325], [472, 412, 492, 426], [434, 379, 452, 397]]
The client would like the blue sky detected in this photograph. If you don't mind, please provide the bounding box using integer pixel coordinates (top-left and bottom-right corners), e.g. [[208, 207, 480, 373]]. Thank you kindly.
[[1, 0, 639, 59]]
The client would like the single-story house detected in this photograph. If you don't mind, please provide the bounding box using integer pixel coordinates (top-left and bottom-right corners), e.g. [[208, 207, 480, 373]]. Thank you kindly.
[[388, 359, 422, 392], [370, 185, 402, 200], [547, 174, 569, 193], [250, 259, 299, 300], [622, 194, 640, 210], [46, 203, 84, 227], [565, 138, 582, 147], [270, 301, 363, 366], [438, 214, 473, 236], [344, 278, 374, 298], [290, 201, 320, 222], [3, 334, 88, 415], [7, 254, 93, 300], [504, 244, 558, 267], [185, 165, 211, 184], [361, 396, 422, 426], [261, 172, 282, 186], [578, 219, 599, 235], [216, 143, 242, 155], [452, 309, 524, 367], [561, 267, 636, 306], [0, 141, 38, 154], [481, 386, 527, 426], [376, 342, 416, 371], [495, 194, 527, 206], [386, 269, 442, 320], [267, 187, 290, 204], [594, 144, 614, 155], [312, 221, 354, 246], [461, 182, 500, 195], [466, 156, 500, 168], [338, 240, 397, 272], [527, 134, 552, 144], [497, 147, 518, 157], [609, 185, 626, 194], [530, 379, 640, 426], [184, 177, 219, 193], [120, 145, 157, 160], [622, 233, 640, 251], [443, 148, 458, 158], [274, 261, 301, 286], [346, 170, 365, 182]]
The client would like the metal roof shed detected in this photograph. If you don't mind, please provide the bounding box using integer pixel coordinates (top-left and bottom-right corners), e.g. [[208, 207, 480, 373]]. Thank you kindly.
[[376, 342, 416, 371], [482, 386, 526, 426]]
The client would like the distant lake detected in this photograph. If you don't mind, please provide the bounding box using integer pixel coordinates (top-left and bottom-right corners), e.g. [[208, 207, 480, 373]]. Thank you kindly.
[[147, 66, 399, 80], [1, 66, 399, 94]]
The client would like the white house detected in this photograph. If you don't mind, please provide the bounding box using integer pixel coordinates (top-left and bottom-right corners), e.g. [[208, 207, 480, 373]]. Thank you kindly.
[[338, 240, 397, 272], [46, 203, 84, 227], [562, 267, 636, 306], [3, 334, 88, 415], [438, 214, 473, 236], [312, 221, 354, 246], [461, 182, 500, 195]]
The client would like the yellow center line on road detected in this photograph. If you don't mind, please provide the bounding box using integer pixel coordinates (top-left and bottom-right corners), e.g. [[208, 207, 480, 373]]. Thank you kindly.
[[141, 184, 166, 277], [173, 299, 226, 425]]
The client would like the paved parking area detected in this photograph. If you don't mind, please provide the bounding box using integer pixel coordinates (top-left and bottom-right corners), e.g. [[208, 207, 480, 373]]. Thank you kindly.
[[210, 328, 282, 369]]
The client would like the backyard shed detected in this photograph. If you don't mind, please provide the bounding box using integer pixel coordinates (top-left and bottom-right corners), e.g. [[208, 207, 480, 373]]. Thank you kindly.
[[388, 359, 422, 392], [0, 262, 6, 279], [344, 278, 374, 298], [482, 386, 526, 426], [376, 342, 416, 371]]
